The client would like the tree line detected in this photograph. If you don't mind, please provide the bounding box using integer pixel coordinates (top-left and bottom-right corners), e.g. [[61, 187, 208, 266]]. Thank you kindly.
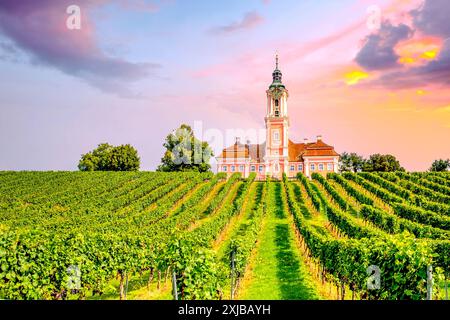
[[339, 152, 449, 173], [77, 124, 449, 173]]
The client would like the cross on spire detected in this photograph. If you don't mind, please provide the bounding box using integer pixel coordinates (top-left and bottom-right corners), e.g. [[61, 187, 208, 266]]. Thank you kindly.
[[275, 52, 279, 69]]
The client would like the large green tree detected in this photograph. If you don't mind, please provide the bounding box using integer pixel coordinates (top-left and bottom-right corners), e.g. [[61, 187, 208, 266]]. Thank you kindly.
[[78, 143, 140, 171], [429, 159, 450, 172], [157, 124, 213, 172], [363, 153, 404, 172], [339, 152, 365, 173]]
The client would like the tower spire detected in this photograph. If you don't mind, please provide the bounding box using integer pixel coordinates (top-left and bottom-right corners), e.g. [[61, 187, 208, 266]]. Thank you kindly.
[[270, 52, 284, 88]]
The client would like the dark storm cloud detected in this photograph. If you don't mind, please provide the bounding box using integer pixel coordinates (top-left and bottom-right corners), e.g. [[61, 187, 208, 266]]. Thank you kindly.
[[355, 0, 450, 89], [355, 22, 413, 71], [370, 40, 450, 89], [411, 0, 450, 38]]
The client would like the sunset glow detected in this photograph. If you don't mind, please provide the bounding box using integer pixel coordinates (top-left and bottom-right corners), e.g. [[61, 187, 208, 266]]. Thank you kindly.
[[345, 71, 370, 85], [396, 37, 442, 65], [0, 0, 449, 172]]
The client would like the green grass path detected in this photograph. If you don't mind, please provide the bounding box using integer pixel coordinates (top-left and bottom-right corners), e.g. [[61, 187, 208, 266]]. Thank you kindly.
[[239, 182, 322, 300]]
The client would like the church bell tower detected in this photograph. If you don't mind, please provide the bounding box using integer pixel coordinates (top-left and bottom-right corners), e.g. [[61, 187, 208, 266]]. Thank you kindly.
[[264, 54, 289, 178]]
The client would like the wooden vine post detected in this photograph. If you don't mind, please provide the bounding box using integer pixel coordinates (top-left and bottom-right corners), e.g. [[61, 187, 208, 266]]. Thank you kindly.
[[172, 271, 178, 300], [230, 249, 236, 300], [426, 265, 433, 300]]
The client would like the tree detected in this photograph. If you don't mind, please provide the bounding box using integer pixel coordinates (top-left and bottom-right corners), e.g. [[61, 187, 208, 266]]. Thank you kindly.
[[78, 143, 140, 171], [429, 159, 450, 172], [339, 152, 365, 173], [363, 153, 404, 172], [157, 124, 213, 172]]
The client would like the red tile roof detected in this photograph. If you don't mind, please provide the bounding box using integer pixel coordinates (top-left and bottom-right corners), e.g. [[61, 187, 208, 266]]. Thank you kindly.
[[288, 139, 339, 161], [219, 139, 338, 161], [218, 142, 249, 159]]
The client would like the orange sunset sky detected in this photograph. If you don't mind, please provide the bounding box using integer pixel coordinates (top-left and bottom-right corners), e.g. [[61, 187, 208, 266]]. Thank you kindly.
[[0, 0, 449, 171]]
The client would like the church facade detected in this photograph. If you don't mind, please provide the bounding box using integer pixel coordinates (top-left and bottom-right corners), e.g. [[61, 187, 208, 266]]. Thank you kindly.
[[216, 56, 339, 179]]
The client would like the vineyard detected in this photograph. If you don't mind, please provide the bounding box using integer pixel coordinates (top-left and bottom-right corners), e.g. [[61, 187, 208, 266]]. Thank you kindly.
[[0, 171, 449, 300]]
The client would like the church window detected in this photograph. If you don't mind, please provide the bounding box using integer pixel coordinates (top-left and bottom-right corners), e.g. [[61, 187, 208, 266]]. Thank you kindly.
[[273, 131, 279, 141], [239, 165, 244, 172], [290, 165, 295, 171], [319, 163, 324, 171], [310, 163, 315, 171], [251, 165, 256, 172], [259, 165, 263, 172], [327, 163, 333, 171], [298, 164, 303, 171], [222, 166, 227, 172], [274, 100, 280, 117], [231, 165, 235, 172]]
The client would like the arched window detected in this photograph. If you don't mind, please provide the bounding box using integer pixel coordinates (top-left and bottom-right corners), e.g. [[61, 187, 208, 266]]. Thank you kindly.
[[275, 99, 279, 107], [273, 130, 280, 141], [274, 99, 280, 117]]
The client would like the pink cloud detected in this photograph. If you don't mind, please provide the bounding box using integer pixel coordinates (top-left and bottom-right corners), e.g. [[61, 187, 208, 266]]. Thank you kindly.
[[0, 0, 161, 96], [209, 11, 264, 35], [352, 0, 450, 90]]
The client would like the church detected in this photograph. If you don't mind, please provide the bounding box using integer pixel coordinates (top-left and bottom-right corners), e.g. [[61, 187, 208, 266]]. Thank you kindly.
[[216, 55, 340, 179]]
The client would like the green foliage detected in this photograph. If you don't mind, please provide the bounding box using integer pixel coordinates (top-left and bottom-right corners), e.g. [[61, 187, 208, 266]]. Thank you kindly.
[[78, 143, 140, 171], [297, 173, 322, 212], [224, 180, 266, 288], [167, 238, 220, 300], [311, 173, 379, 239], [360, 172, 413, 201], [394, 171, 450, 198], [339, 152, 365, 173], [360, 205, 450, 240], [338, 152, 405, 173], [0, 172, 218, 299], [392, 203, 450, 231], [285, 175, 439, 299], [343, 172, 403, 203], [328, 173, 374, 206], [363, 154, 405, 172], [1, 171, 449, 300], [430, 159, 450, 172], [157, 124, 213, 173]]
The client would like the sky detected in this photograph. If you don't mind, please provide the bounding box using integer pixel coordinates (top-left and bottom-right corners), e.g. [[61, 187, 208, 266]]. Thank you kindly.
[[0, 0, 449, 171]]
